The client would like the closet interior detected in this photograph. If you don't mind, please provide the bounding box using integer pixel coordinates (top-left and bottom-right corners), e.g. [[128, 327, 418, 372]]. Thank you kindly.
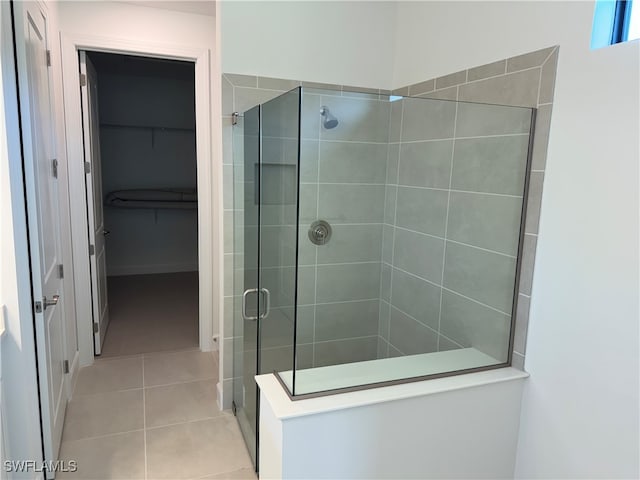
[[89, 52, 199, 357]]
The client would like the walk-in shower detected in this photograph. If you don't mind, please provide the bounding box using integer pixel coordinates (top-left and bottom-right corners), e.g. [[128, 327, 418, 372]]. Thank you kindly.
[[231, 86, 535, 465]]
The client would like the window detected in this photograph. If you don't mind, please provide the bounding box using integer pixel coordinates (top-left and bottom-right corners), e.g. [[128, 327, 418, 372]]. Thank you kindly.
[[629, 1, 640, 40], [592, 0, 640, 49]]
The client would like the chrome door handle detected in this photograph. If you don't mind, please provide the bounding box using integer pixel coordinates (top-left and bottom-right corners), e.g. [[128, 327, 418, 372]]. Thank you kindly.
[[242, 288, 259, 321], [43, 295, 59, 310], [259, 288, 270, 319], [103, 230, 111, 236]]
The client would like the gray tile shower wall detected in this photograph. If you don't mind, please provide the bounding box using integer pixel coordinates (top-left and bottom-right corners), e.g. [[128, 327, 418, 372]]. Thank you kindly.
[[378, 94, 532, 360], [391, 45, 559, 369], [220, 45, 558, 407], [297, 89, 389, 369], [221, 76, 391, 407]]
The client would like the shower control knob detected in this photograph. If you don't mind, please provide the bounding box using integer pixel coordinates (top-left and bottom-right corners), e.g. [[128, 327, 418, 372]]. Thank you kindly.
[[309, 220, 332, 246]]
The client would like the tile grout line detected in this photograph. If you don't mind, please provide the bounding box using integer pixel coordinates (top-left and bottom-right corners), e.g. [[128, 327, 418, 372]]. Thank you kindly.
[[264, 182, 525, 199], [388, 304, 441, 342], [389, 184, 525, 199], [306, 334, 380, 346], [517, 50, 547, 366], [404, 63, 546, 95], [536, 56, 545, 108], [442, 285, 513, 317], [436, 98, 459, 352], [144, 414, 232, 433], [391, 225, 519, 259], [379, 299, 466, 350], [300, 182, 388, 186], [388, 132, 530, 144], [388, 261, 513, 317], [62, 428, 146, 445], [541, 46, 558, 67], [144, 376, 219, 390], [61, 414, 232, 447]]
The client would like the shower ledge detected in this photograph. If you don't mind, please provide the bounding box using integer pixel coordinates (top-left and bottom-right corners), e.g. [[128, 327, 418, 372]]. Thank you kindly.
[[256, 361, 528, 420], [277, 347, 502, 397]]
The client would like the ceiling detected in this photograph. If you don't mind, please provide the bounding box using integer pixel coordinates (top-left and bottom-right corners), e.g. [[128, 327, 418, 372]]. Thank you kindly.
[[117, 1, 216, 17]]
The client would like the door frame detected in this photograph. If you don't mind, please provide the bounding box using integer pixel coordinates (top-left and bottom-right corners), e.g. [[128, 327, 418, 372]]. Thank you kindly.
[[0, 0, 47, 467], [61, 33, 214, 367]]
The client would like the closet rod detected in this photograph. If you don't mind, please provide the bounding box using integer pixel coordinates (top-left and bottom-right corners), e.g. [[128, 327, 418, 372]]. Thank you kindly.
[[100, 123, 195, 132]]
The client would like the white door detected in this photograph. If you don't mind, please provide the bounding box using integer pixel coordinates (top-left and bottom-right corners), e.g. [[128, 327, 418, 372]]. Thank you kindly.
[[13, 1, 66, 471], [79, 51, 110, 355]]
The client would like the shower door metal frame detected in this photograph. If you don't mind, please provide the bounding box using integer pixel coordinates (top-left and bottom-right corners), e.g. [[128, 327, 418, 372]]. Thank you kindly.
[[233, 86, 304, 471]]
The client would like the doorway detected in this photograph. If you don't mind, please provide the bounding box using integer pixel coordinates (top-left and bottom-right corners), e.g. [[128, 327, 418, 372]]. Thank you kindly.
[[54, 48, 254, 479], [80, 51, 200, 357], [61, 34, 215, 369]]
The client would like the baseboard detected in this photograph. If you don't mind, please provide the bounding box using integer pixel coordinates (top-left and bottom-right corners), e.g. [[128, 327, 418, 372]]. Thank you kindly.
[[107, 263, 198, 276]]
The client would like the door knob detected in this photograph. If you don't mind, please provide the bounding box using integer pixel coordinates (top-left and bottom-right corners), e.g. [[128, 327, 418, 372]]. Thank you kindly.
[[43, 295, 59, 310]]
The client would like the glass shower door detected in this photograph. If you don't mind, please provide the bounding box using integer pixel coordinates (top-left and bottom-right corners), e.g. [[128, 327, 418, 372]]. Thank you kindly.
[[233, 88, 301, 470], [233, 105, 260, 466]]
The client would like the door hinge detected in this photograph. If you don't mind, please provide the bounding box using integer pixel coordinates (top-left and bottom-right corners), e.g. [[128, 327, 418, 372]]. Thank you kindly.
[[80, 73, 87, 87], [84, 162, 91, 174], [231, 401, 237, 416], [58, 264, 64, 279], [63, 360, 69, 374], [46, 50, 51, 67], [52, 159, 58, 178], [93, 323, 99, 333], [231, 112, 239, 126], [89, 244, 95, 256], [34, 301, 43, 313]]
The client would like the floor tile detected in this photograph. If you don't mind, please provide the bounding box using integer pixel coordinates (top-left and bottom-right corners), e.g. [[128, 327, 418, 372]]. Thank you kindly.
[[63, 389, 144, 441], [144, 350, 218, 387], [145, 379, 221, 428], [200, 467, 257, 479], [146, 417, 252, 479], [74, 356, 143, 395], [57, 431, 145, 479]]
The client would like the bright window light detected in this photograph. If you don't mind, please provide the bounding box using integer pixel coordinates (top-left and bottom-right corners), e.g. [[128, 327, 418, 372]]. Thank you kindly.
[[628, 0, 640, 40], [591, 0, 640, 48]]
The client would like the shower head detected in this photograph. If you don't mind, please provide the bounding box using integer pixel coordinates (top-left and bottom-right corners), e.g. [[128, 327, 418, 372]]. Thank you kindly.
[[320, 106, 339, 129]]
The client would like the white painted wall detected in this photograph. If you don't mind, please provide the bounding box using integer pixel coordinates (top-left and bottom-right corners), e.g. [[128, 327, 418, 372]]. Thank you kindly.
[[392, 1, 639, 477], [58, 1, 221, 358], [220, 0, 397, 89], [58, 1, 215, 49]]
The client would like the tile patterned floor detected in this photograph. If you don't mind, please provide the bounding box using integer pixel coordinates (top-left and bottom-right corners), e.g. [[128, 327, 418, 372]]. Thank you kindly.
[[59, 350, 256, 479]]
